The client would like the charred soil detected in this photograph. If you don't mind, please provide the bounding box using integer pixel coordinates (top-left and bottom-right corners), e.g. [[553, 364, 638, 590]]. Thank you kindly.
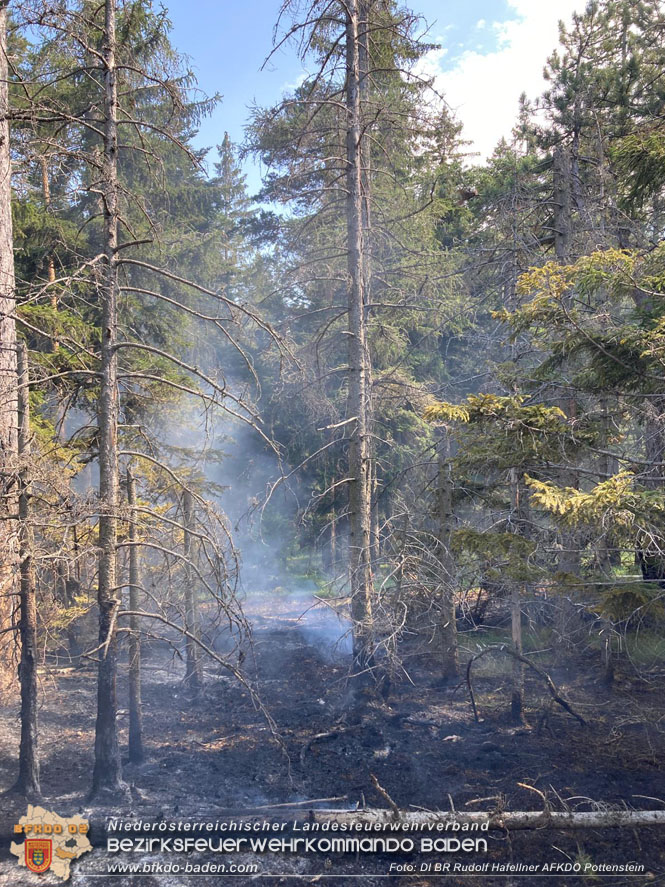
[[0, 595, 664, 886]]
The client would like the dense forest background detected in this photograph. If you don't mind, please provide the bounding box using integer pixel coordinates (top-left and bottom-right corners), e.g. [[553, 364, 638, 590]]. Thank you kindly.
[[1, 1, 665, 878]]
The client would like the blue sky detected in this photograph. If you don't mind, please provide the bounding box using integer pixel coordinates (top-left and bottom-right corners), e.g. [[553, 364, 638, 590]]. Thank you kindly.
[[164, 0, 582, 190]]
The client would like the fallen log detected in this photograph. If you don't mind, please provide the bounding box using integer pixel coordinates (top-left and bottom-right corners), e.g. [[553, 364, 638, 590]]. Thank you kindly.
[[74, 806, 665, 842], [311, 808, 665, 830], [76, 800, 665, 836]]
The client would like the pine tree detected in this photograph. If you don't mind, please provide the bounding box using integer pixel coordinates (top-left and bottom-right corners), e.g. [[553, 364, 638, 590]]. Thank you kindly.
[[0, 0, 18, 699], [249, 0, 468, 684]]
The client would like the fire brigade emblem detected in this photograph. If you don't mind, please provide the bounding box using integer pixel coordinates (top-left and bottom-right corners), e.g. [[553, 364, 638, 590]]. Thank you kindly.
[[26, 838, 52, 873]]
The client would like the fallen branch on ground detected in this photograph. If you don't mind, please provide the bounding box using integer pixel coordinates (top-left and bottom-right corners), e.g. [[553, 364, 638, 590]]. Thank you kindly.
[[370, 774, 400, 820]]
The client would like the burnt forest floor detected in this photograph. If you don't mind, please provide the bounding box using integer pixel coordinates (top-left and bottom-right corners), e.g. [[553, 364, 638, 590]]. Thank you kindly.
[[0, 594, 665, 887]]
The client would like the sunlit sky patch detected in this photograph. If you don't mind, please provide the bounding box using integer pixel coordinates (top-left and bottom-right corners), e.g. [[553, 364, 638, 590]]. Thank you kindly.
[[165, 0, 583, 189]]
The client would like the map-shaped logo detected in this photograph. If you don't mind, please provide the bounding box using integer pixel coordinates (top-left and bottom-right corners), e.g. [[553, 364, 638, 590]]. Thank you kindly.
[[11, 805, 91, 881]]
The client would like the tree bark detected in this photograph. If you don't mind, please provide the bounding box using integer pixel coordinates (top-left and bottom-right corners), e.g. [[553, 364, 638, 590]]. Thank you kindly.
[[370, 459, 379, 566], [552, 145, 572, 262], [634, 395, 665, 585], [0, 0, 18, 700], [630, 249, 665, 585], [509, 467, 524, 725], [39, 156, 57, 291], [39, 155, 59, 353], [597, 397, 620, 571], [91, 0, 126, 799], [553, 145, 581, 581], [126, 467, 144, 764], [597, 398, 619, 685], [552, 145, 583, 657], [359, 0, 375, 577], [434, 430, 458, 679], [183, 488, 202, 696], [13, 343, 40, 798], [345, 0, 374, 680], [510, 581, 525, 722], [330, 474, 337, 574], [643, 397, 665, 493]]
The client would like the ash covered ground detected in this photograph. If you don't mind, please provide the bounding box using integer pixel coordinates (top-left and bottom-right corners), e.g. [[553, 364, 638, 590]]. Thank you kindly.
[[1, 592, 664, 887]]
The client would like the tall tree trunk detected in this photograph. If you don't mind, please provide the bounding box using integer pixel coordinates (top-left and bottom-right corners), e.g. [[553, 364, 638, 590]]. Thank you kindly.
[[597, 397, 620, 571], [552, 145, 582, 654], [553, 145, 580, 578], [370, 459, 379, 566], [597, 398, 619, 686], [553, 145, 572, 262], [91, 0, 125, 799], [345, 0, 373, 680], [359, 0, 376, 578], [636, 396, 665, 585], [643, 398, 665, 495], [13, 344, 40, 798], [39, 156, 59, 352], [0, 0, 18, 700], [126, 467, 144, 763], [39, 156, 57, 290], [183, 489, 202, 696], [509, 468, 525, 725], [434, 430, 458, 680], [510, 581, 525, 724], [630, 258, 665, 586], [330, 475, 337, 574]]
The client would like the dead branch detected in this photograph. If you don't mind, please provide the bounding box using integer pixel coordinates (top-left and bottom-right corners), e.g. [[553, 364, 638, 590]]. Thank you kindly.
[[370, 773, 400, 820], [466, 644, 587, 726], [119, 609, 284, 757]]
